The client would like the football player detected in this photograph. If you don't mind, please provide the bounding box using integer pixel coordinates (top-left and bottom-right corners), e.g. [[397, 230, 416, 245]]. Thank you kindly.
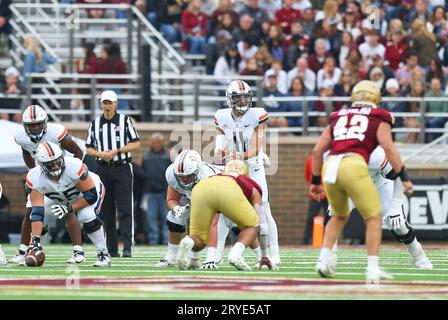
[[153, 150, 222, 268], [26, 141, 111, 267], [310, 80, 414, 282], [213, 79, 281, 268], [328, 146, 432, 269], [9, 105, 86, 265], [176, 160, 262, 271]]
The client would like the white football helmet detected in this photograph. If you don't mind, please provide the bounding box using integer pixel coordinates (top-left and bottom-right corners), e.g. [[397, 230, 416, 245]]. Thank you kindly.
[[226, 80, 253, 113], [22, 105, 48, 142], [35, 141, 65, 177], [173, 150, 202, 190]]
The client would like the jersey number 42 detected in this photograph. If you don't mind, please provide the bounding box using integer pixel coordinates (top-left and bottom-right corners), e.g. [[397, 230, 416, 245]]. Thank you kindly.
[[333, 115, 369, 142]]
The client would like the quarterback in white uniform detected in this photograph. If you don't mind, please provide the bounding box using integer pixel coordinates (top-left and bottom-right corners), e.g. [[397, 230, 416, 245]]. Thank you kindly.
[[9, 105, 86, 266], [154, 150, 223, 268], [213, 79, 280, 267], [329, 146, 432, 269], [26, 141, 111, 267]]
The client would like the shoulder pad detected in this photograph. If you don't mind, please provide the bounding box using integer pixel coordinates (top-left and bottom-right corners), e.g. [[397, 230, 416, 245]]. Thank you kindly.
[[253, 108, 269, 125], [372, 109, 394, 127], [369, 147, 387, 171], [78, 164, 89, 180], [48, 123, 68, 142], [65, 157, 83, 180]]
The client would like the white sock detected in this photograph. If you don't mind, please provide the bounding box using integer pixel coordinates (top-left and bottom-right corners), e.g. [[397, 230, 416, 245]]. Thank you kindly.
[[319, 247, 332, 263], [216, 215, 230, 258], [73, 245, 83, 252], [19, 244, 29, 253], [206, 247, 216, 262], [264, 203, 280, 260], [367, 256, 379, 270], [87, 227, 107, 253], [166, 242, 179, 262], [252, 246, 262, 261], [331, 239, 338, 253], [229, 242, 246, 261], [406, 239, 422, 255], [192, 250, 200, 259]]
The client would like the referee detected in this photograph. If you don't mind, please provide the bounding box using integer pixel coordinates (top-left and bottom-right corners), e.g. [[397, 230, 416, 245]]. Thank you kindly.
[[86, 90, 140, 258]]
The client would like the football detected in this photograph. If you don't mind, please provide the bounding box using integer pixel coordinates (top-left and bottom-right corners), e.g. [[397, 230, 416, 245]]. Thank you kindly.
[[25, 249, 45, 267]]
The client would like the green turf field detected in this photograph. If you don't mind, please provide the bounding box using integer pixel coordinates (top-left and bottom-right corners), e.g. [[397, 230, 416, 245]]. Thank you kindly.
[[1, 244, 447, 300]]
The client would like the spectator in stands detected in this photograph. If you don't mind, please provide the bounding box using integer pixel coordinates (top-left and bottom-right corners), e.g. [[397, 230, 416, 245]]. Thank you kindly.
[[395, 0, 417, 30], [0, 0, 11, 49], [395, 51, 426, 90], [344, 48, 363, 83], [209, 0, 239, 38], [314, 0, 341, 24], [135, 0, 160, 28], [358, 29, 386, 70], [284, 34, 306, 71], [431, 5, 448, 40], [384, 29, 408, 72], [264, 59, 288, 94], [285, 20, 305, 45], [382, 78, 408, 136], [213, 42, 243, 85], [424, 77, 448, 142], [76, 0, 116, 31], [263, 70, 288, 130], [142, 133, 171, 245], [253, 44, 273, 72], [426, 58, 445, 87], [158, 0, 187, 44], [266, 24, 286, 62], [237, 34, 258, 69], [307, 38, 332, 74], [258, 0, 281, 21], [410, 0, 432, 25], [336, 7, 361, 42], [410, 19, 439, 69], [275, 0, 302, 35], [96, 42, 129, 110], [367, 55, 395, 85], [210, 12, 237, 43], [300, 7, 315, 37], [181, 0, 207, 55], [287, 57, 316, 93], [259, 18, 273, 44], [316, 56, 341, 91], [308, 19, 332, 55], [337, 31, 357, 68], [22, 36, 58, 88], [333, 69, 354, 110], [285, 76, 311, 132], [313, 79, 336, 130], [205, 29, 233, 75], [293, 0, 312, 11], [0, 66, 23, 122], [238, 0, 270, 31], [404, 78, 426, 143], [368, 67, 387, 95], [75, 42, 97, 118], [232, 14, 257, 44], [239, 57, 264, 86]]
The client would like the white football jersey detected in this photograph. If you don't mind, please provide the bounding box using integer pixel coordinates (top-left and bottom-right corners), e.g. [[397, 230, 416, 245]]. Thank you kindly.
[[15, 123, 68, 159], [26, 157, 102, 206], [214, 107, 269, 160], [165, 162, 223, 199]]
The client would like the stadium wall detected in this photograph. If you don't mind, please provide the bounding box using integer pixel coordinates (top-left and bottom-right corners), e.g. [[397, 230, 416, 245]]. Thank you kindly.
[[2, 123, 448, 245]]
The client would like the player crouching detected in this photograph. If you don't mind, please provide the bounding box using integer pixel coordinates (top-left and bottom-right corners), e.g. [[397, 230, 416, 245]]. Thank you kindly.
[[26, 141, 111, 267]]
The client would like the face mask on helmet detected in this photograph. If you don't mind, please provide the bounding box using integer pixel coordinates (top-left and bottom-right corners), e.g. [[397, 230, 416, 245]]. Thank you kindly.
[[39, 156, 65, 177], [229, 92, 253, 113], [175, 172, 199, 190], [25, 121, 47, 142]]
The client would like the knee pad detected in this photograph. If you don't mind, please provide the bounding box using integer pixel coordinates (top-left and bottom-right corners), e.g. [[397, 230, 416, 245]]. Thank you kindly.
[[83, 218, 103, 234], [231, 225, 241, 236], [30, 206, 44, 223], [166, 220, 186, 233], [259, 223, 269, 236], [390, 223, 416, 245]]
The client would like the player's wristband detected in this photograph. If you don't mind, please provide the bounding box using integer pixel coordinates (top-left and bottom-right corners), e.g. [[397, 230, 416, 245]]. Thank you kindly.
[[311, 175, 321, 185], [398, 166, 410, 182]]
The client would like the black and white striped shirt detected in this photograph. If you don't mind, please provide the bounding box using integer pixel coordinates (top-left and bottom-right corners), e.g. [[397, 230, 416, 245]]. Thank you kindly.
[[86, 113, 140, 164]]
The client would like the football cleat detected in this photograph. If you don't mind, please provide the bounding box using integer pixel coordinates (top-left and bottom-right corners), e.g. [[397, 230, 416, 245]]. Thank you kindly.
[[215, 254, 223, 265], [176, 237, 194, 270], [154, 258, 175, 267], [366, 267, 394, 282], [410, 244, 433, 270], [229, 256, 251, 271], [201, 260, 219, 269], [316, 254, 337, 278], [0, 246, 6, 266], [256, 256, 279, 271], [188, 258, 201, 270], [66, 250, 86, 264], [93, 251, 111, 267], [8, 251, 26, 266]]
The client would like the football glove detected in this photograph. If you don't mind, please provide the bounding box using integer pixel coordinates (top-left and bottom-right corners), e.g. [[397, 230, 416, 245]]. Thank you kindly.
[[388, 214, 405, 231], [173, 204, 190, 220], [385, 199, 404, 231], [51, 203, 73, 220], [201, 261, 219, 269]]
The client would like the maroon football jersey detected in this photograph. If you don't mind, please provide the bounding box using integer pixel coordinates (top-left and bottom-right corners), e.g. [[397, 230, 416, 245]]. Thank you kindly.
[[328, 105, 394, 162], [217, 173, 263, 200]]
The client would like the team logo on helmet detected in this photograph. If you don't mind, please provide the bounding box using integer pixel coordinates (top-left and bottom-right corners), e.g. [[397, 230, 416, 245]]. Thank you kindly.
[[173, 150, 202, 190], [22, 105, 49, 142], [226, 80, 253, 113], [35, 141, 65, 177]]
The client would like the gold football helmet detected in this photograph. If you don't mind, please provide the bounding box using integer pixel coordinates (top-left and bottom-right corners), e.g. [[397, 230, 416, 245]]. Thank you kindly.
[[351, 80, 381, 106], [224, 159, 249, 177]]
